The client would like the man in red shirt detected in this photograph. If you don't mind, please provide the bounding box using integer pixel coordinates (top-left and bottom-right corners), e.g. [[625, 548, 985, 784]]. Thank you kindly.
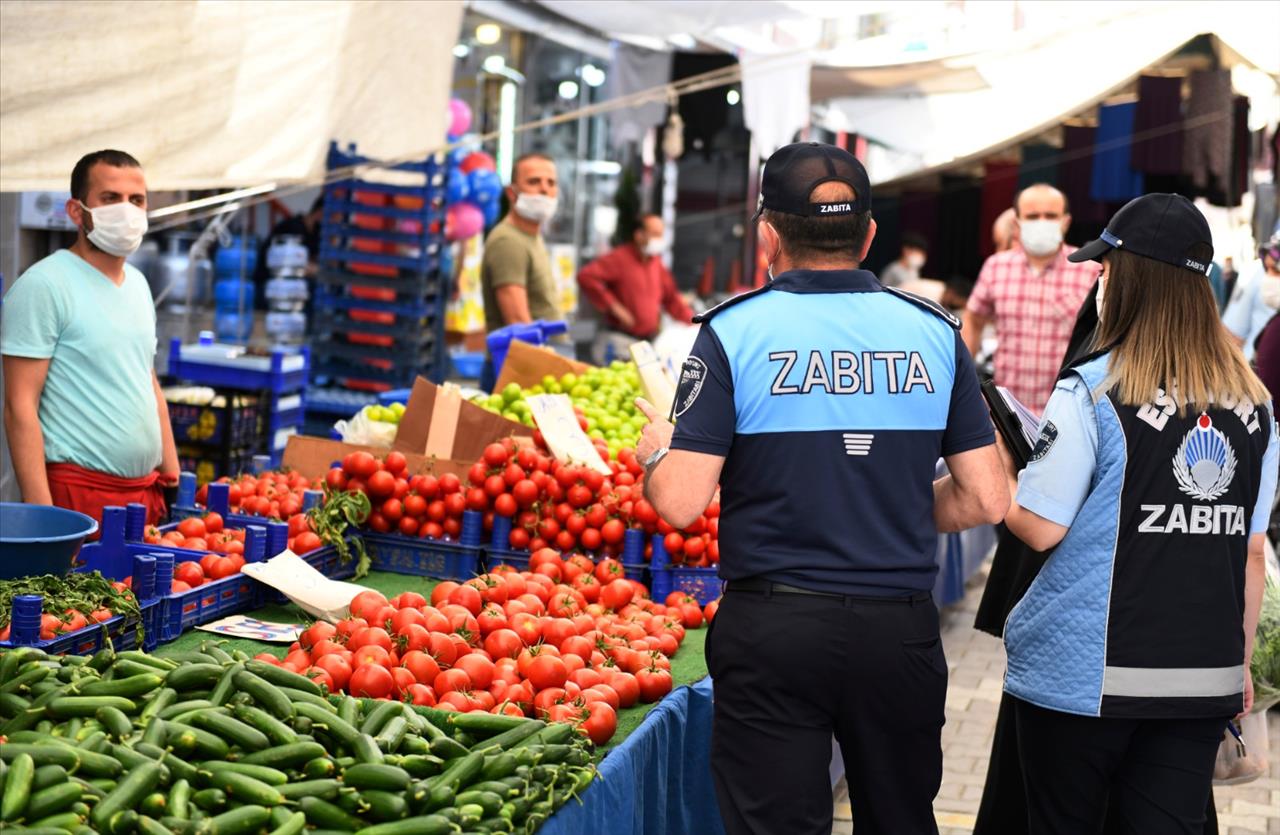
[[578, 214, 694, 364]]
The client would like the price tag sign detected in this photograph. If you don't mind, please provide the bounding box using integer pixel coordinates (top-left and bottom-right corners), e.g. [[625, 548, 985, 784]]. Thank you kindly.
[[241, 552, 374, 621], [629, 341, 676, 418], [195, 616, 303, 643], [524, 394, 612, 475]]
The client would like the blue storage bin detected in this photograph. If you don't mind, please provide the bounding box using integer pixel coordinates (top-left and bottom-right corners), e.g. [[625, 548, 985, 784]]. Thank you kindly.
[[647, 534, 721, 605], [365, 533, 482, 581], [0, 598, 159, 654]]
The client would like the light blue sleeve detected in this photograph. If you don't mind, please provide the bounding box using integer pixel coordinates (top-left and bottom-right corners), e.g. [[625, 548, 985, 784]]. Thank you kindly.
[[0, 267, 63, 359], [1222, 261, 1263, 340], [1015, 376, 1098, 527], [1250, 412, 1278, 535]]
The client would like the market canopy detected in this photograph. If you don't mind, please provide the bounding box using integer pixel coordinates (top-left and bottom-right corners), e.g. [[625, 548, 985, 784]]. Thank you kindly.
[[0, 0, 463, 191], [813, 2, 1280, 185]]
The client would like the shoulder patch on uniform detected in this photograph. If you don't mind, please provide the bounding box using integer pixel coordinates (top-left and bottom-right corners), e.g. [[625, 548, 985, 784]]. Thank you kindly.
[[692, 283, 773, 323], [674, 356, 708, 417], [1028, 420, 1058, 462], [882, 286, 961, 329]]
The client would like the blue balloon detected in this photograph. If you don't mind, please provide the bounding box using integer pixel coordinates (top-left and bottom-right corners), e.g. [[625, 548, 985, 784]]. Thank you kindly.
[[445, 170, 470, 204], [448, 145, 469, 168], [482, 200, 500, 226], [468, 169, 502, 205]]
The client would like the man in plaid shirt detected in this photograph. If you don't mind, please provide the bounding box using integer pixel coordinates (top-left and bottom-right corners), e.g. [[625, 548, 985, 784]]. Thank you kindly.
[[962, 184, 1098, 413]]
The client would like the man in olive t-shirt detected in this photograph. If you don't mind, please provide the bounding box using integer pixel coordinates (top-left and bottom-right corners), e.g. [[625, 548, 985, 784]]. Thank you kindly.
[[479, 152, 562, 390]]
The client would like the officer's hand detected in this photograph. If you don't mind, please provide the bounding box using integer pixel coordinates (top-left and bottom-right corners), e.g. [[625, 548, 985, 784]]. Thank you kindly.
[[1238, 672, 1254, 720], [993, 430, 1018, 479], [635, 397, 674, 462]]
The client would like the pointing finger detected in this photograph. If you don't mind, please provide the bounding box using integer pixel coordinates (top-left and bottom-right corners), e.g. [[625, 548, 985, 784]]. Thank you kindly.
[[635, 397, 662, 421]]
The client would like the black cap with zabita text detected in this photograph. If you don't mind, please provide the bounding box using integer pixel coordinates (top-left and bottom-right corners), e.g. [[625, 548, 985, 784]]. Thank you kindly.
[[752, 142, 872, 221], [1069, 193, 1213, 275]]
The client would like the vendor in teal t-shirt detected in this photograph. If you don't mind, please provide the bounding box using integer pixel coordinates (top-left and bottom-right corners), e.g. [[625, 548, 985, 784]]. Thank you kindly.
[[1, 149, 179, 526]]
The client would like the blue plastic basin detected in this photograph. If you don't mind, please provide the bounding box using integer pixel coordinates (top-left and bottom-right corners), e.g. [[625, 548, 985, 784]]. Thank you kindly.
[[0, 503, 99, 579]]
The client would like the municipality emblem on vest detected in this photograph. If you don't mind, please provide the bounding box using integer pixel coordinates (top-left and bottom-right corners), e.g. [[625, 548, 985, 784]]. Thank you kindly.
[[1172, 414, 1237, 501]]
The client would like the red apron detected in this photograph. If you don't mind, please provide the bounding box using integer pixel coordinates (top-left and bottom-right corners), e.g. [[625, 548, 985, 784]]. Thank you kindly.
[[46, 462, 167, 537]]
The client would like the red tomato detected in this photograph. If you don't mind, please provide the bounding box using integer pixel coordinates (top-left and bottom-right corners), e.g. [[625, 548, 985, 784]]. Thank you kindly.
[[594, 558, 624, 584], [326, 468, 348, 491], [349, 664, 394, 699], [426, 632, 458, 667], [584, 683, 621, 712], [581, 701, 618, 745], [313, 653, 353, 691], [367, 470, 396, 499], [206, 556, 240, 580], [343, 451, 378, 479], [405, 683, 436, 706], [390, 666, 417, 697], [483, 442, 509, 467], [293, 532, 322, 554], [351, 644, 392, 668], [600, 579, 634, 612], [434, 668, 472, 694], [202, 512, 224, 534], [635, 667, 673, 702], [384, 451, 408, 476], [447, 584, 483, 616], [400, 650, 441, 685], [182, 538, 209, 553], [348, 626, 394, 652], [177, 517, 207, 539], [454, 654, 495, 690], [348, 590, 389, 622], [304, 666, 335, 693], [483, 628, 523, 660], [174, 561, 205, 588], [524, 654, 569, 691], [605, 671, 641, 708]]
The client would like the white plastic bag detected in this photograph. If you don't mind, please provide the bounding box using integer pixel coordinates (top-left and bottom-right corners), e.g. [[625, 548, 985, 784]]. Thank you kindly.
[[1212, 711, 1270, 785], [240, 552, 369, 622], [332, 408, 397, 448]]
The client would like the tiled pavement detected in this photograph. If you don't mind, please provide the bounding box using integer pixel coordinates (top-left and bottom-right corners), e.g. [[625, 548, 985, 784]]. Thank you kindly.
[[832, 561, 1280, 834]]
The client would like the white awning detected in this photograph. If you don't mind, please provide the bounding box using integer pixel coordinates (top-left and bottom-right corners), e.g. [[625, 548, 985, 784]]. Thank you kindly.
[[0, 0, 464, 191], [813, 3, 1280, 185]]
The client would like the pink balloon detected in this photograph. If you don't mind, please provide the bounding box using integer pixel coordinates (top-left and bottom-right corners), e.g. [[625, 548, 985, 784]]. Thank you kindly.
[[448, 99, 472, 137], [446, 202, 484, 241], [459, 151, 496, 174]]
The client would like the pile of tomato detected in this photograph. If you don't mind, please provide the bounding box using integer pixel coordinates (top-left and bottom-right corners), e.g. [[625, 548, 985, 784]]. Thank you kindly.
[[140, 512, 323, 593], [254, 552, 720, 746], [195, 469, 315, 521], [321, 440, 720, 570]]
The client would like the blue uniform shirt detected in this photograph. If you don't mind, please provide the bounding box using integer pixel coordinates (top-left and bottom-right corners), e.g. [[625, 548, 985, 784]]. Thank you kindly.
[[670, 269, 994, 596]]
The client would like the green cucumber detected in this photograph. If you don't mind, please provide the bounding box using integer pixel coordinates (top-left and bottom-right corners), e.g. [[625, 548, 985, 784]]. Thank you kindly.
[[198, 643, 233, 665], [240, 740, 327, 769], [358, 701, 401, 736], [303, 756, 338, 779], [445, 711, 529, 736], [245, 660, 323, 697], [159, 699, 214, 720], [32, 763, 69, 791], [167, 779, 191, 821], [337, 697, 359, 726], [165, 722, 231, 760], [30, 811, 86, 832], [232, 670, 293, 719], [165, 663, 225, 692], [2, 752, 35, 822], [351, 733, 384, 765], [191, 788, 227, 813], [455, 790, 503, 818], [476, 720, 544, 753], [79, 674, 164, 699], [90, 761, 162, 831], [277, 687, 334, 712], [198, 761, 289, 786], [191, 711, 270, 751], [0, 744, 79, 769], [356, 789, 407, 822], [0, 691, 31, 718], [201, 770, 285, 806], [117, 651, 176, 671], [207, 804, 271, 835], [276, 778, 343, 801], [373, 716, 408, 753], [351, 815, 454, 835], [295, 702, 360, 747], [342, 763, 411, 792], [139, 791, 168, 818], [479, 752, 517, 781], [389, 754, 444, 778], [48, 696, 137, 718], [298, 796, 364, 831], [0, 665, 50, 694], [231, 704, 297, 746], [269, 810, 307, 835], [438, 750, 485, 792], [208, 663, 242, 706], [429, 736, 469, 760], [139, 686, 177, 722], [96, 705, 133, 740], [135, 814, 174, 835]]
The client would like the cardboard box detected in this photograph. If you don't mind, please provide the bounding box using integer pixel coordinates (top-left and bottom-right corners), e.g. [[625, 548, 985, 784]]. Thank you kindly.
[[392, 377, 528, 460], [493, 339, 590, 393], [281, 435, 474, 481]]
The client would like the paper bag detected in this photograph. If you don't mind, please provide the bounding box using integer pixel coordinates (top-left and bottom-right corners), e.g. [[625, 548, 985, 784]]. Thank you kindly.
[[240, 551, 370, 622], [392, 377, 527, 460], [493, 340, 589, 393]]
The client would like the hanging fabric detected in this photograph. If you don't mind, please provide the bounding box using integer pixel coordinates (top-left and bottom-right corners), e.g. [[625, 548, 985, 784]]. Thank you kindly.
[[1131, 75, 1185, 176], [1090, 102, 1145, 203]]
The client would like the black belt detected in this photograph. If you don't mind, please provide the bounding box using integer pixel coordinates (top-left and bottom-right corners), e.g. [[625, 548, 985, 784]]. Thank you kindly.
[[726, 577, 931, 605]]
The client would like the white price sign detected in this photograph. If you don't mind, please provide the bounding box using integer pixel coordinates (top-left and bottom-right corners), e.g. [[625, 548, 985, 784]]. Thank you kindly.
[[524, 394, 612, 475]]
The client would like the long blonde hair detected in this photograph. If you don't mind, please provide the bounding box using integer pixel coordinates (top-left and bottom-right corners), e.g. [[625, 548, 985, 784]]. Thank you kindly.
[[1093, 247, 1270, 413]]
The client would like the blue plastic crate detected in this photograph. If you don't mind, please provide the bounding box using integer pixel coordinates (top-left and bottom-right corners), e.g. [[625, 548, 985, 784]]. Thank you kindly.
[[0, 599, 160, 655], [168, 338, 310, 394], [168, 396, 263, 447], [365, 532, 482, 581], [81, 505, 280, 642], [326, 141, 443, 177], [647, 534, 721, 605], [483, 546, 530, 572]]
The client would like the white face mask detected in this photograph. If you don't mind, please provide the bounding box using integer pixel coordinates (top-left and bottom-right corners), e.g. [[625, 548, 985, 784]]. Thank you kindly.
[[513, 192, 557, 225], [642, 238, 665, 258], [79, 200, 148, 257], [905, 252, 926, 270], [1260, 275, 1280, 310], [1019, 219, 1063, 257]]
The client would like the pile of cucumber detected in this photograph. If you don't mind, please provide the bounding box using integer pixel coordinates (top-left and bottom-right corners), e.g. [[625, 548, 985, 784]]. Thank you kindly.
[[0, 642, 596, 835]]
